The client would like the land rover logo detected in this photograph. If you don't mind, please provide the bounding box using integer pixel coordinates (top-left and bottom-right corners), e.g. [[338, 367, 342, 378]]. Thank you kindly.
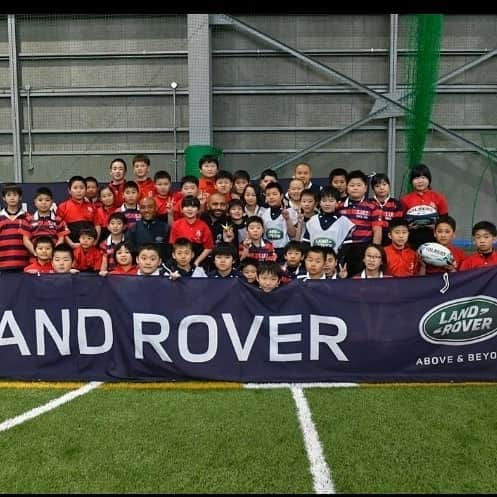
[[314, 237, 335, 248], [419, 296, 497, 345]]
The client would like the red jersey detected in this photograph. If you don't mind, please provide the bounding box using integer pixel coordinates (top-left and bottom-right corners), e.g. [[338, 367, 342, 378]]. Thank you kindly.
[[198, 177, 216, 196], [108, 180, 125, 207], [24, 260, 54, 274], [336, 197, 383, 243], [94, 205, 117, 230], [169, 217, 214, 249], [73, 246, 103, 272], [135, 177, 155, 200], [154, 193, 173, 218], [460, 251, 497, 271], [0, 209, 30, 270], [385, 244, 420, 277], [425, 245, 466, 273], [109, 265, 137, 275], [57, 198, 97, 225], [400, 189, 448, 216], [25, 211, 70, 244]]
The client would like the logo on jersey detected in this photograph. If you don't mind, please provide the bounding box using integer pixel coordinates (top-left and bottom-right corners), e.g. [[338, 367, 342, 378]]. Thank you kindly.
[[419, 296, 497, 345], [314, 237, 335, 249], [266, 228, 283, 241]]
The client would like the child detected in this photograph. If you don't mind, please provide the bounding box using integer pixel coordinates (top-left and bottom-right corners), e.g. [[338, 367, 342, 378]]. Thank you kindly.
[[169, 195, 214, 269], [108, 157, 127, 207], [227, 198, 247, 247], [336, 170, 382, 278], [297, 245, 327, 280], [72, 225, 103, 273], [99, 212, 127, 275], [460, 221, 497, 271], [400, 163, 449, 250], [119, 180, 141, 228], [384, 218, 420, 277], [231, 170, 250, 199], [257, 261, 282, 292], [260, 182, 298, 263], [280, 240, 306, 281], [370, 173, 404, 246], [163, 237, 207, 279], [136, 244, 164, 276], [23, 186, 69, 255], [419, 215, 466, 275], [353, 243, 390, 279], [328, 168, 348, 201], [153, 170, 173, 223], [0, 183, 30, 272], [298, 188, 319, 238], [258, 169, 278, 207], [301, 186, 354, 252], [52, 243, 79, 274], [171, 175, 202, 221], [85, 176, 101, 207], [242, 184, 264, 217], [198, 154, 220, 197], [23, 236, 54, 274], [284, 178, 305, 213], [293, 162, 320, 193], [109, 241, 137, 275], [239, 215, 277, 263], [132, 154, 155, 200], [323, 247, 348, 279], [207, 242, 239, 278], [94, 185, 117, 243], [239, 257, 258, 285], [214, 170, 234, 202], [57, 175, 100, 247]]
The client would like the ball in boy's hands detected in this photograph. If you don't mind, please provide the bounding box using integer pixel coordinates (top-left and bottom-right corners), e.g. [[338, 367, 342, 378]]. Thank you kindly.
[[405, 205, 438, 226], [418, 242, 454, 267]]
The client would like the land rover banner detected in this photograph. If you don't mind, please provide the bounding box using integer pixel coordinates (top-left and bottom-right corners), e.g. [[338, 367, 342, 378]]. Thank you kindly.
[[1, 267, 497, 382]]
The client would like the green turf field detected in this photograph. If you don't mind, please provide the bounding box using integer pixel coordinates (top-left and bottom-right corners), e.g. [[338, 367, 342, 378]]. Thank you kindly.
[[1, 382, 496, 493]]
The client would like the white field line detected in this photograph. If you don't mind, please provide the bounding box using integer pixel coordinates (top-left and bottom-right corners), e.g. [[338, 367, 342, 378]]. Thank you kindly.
[[291, 386, 335, 494], [0, 381, 103, 433], [245, 382, 358, 389]]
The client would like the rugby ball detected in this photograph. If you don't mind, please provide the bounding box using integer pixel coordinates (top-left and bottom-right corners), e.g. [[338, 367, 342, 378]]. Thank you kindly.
[[405, 205, 438, 226], [418, 242, 454, 267]]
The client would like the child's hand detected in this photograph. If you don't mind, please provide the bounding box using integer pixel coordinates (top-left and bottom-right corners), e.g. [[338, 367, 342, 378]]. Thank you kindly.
[[338, 262, 348, 279], [99, 270, 108, 277], [69, 268, 80, 274], [222, 224, 234, 242], [282, 208, 290, 220], [169, 270, 181, 280]]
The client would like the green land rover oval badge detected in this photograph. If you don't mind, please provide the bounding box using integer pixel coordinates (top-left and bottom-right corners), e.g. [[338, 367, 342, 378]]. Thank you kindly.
[[419, 296, 497, 345]]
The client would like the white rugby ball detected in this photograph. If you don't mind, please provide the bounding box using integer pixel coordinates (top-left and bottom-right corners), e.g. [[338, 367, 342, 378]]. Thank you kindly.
[[405, 205, 438, 226], [418, 242, 454, 267]]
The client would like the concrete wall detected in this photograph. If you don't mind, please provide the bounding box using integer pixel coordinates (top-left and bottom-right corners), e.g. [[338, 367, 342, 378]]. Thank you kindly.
[[0, 14, 495, 240]]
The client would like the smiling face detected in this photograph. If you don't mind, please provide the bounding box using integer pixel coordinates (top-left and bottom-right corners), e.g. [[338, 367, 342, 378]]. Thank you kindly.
[[137, 249, 161, 275]]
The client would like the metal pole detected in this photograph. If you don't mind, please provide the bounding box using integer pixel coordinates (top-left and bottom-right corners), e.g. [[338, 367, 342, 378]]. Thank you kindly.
[[171, 81, 178, 181], [7, 15, 22, 182], [387, 14, 398, 194]]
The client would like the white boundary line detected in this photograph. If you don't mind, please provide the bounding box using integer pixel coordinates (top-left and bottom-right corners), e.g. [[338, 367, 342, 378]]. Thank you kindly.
[[0, 381, 103, 433], [245, 382, 358, 389], [291, 386, 335, 494]]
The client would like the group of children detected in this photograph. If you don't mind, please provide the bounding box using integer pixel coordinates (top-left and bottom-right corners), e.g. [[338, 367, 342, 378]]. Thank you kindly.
[[0, 153, 496, 293]]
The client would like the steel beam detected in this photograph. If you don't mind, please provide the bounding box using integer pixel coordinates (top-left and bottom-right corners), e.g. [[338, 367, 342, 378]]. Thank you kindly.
[[219, 13, 497, 176], [387, 14, 398, 191], [7, 15, 22, 182]]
